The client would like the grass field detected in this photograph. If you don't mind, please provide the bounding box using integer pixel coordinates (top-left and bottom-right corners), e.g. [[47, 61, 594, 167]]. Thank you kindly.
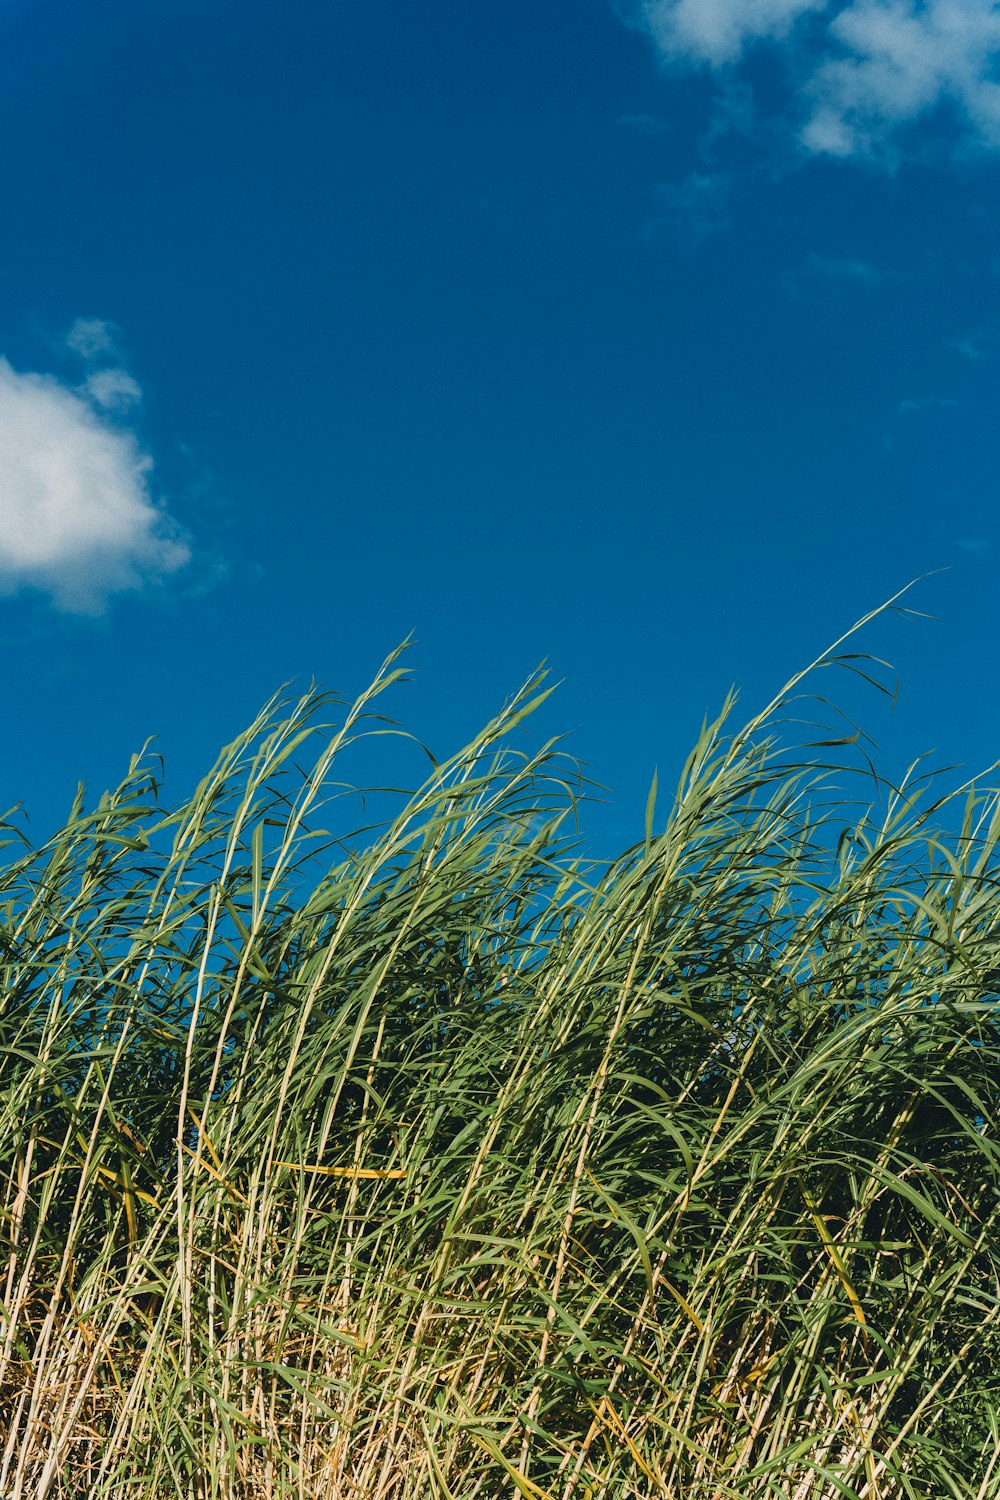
[[2, 611, 1000, 1498]]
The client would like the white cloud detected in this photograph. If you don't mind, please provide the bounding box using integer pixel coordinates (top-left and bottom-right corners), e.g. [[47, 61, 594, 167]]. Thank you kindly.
[[632, 0, 1000, 158], [0, 346, 189, 613], [642, 0, 822, 65]]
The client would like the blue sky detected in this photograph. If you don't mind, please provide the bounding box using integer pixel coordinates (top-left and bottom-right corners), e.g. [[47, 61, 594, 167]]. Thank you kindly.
[[1, 0, 999, 849]]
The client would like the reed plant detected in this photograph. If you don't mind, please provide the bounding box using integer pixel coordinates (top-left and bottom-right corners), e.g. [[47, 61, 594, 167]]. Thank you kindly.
[[2, 606, 1000, 1498]]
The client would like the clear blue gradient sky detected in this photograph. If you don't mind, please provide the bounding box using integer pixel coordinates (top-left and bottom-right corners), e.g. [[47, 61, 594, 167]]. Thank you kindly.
[[1, 0, 999, 848]]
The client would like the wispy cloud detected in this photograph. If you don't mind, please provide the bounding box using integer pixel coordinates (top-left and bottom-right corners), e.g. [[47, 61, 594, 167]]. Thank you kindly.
[[809, 253, 887, 283], [952, 329, 990, 358], [954, 534, 990, 551], [627, 0, 1000, 161], [651, 171, 732, 245], [0, 325, 189, 613], [66, 316, 122, 362], [617, 110, 671, 135], [897, 394, 960, 411], [83, 367, 143, 413]]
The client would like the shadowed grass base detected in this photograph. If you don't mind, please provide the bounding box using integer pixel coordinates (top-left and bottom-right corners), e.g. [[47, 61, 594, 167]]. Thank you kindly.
[[2, 611, 1000, 1497]]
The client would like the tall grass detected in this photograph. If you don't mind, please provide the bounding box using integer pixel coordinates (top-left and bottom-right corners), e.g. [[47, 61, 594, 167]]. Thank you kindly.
[[2, 612, 1000, 1498]]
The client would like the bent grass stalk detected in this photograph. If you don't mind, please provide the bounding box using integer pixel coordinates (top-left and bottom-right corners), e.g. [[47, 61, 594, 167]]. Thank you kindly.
[[1, 605, 1000, 1497]]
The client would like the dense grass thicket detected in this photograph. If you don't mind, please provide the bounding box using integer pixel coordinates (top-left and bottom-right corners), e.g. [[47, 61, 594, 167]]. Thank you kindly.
[[3, 623, 1000, 1498]]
